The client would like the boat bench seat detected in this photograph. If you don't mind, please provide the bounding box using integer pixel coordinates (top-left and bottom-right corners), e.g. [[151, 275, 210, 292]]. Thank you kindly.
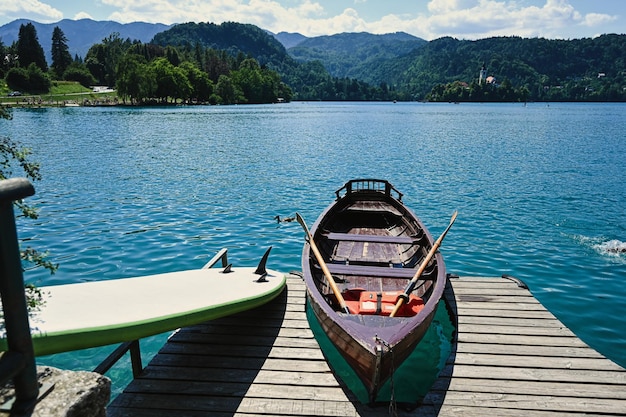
[[323, 263, 420, 279], [342, 201, 403, 216], [323, 232, 418, 245]]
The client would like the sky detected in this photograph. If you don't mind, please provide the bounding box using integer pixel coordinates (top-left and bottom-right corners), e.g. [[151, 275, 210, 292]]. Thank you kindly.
[[0, 0, 623, 40]]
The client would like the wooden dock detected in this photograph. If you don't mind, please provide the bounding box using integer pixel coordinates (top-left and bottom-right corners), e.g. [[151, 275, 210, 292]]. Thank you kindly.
[[108, 275, 626, 417]]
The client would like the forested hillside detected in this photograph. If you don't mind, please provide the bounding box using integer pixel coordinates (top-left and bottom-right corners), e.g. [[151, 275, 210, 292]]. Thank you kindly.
[[360, 35, 626, 101], [0, 19, 170, 61], [152, 22, 400, 101], [152, 22, 288, 68], [288, 32, 426, 79], [152, 25, 626, 101], [3, 17, 625, 102]]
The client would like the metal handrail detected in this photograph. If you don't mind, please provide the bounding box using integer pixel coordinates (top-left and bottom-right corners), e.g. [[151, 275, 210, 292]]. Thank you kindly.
[[0, 178, 39, 414], [93, 340, 142, 378]]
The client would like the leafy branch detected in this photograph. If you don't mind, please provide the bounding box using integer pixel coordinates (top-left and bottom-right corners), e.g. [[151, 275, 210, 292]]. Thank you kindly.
[[1, 105, 57, 274]]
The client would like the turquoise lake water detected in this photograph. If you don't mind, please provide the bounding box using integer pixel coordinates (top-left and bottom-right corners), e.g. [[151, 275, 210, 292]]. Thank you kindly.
[[3, 102, 625, 399]]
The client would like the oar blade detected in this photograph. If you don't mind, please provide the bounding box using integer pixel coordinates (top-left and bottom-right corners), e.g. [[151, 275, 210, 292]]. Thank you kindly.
[[295, 212, 308, 233]]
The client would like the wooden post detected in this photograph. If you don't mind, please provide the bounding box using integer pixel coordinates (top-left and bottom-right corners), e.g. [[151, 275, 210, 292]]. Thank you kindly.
[[0, 178, 39, 414]]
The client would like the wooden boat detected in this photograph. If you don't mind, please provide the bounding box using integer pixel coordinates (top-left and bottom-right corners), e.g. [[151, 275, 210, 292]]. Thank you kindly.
[[300, 179, 452, 403]]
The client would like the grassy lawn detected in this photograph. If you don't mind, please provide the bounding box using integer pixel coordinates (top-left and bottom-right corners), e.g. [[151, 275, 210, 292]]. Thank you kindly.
[[50, 81, 92, 95], [1, 80, 118, 105]]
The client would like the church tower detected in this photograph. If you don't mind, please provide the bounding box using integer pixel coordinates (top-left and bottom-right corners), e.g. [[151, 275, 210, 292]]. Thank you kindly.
[[479, 63, 487, 85]]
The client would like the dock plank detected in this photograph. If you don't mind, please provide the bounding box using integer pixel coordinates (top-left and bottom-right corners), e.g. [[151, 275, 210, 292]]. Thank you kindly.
[[108, 275, 626, 417]]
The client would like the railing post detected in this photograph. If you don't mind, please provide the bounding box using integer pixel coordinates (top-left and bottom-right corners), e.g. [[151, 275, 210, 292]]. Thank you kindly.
[[0, 178, 39, 414]]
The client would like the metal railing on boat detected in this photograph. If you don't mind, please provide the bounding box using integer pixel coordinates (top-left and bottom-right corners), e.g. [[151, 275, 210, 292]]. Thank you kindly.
[[335, 178, 404, 201]]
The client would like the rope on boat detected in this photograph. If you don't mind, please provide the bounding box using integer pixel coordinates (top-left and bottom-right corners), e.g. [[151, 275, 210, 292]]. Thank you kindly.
[[375, 336, 398, 417]]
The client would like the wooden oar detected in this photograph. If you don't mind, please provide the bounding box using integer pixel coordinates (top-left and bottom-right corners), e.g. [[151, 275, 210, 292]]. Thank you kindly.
[[390, 210, 458, 318], [296, 213, 351, 314]]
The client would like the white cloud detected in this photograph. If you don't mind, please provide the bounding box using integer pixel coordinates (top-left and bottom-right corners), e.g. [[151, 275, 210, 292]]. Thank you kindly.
[[428, 0, 476, 14], [581, 13, 617, 28], [0, 0, 63, 23], [90, 0, 620, 39], [102, 0, 324, 26], [74, 12, 95, 21], [397, 0, 617, 39]]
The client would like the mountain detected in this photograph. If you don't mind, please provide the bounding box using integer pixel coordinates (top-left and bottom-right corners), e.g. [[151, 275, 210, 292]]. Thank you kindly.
[[367, 34, 626, 100], [152, 21, 288, 66], [287, 32, 427, 79], [0, 19, 170, 62], [150, 22, 388, 101], [2, 18, 623, 101], [273, 32, 308, 49]]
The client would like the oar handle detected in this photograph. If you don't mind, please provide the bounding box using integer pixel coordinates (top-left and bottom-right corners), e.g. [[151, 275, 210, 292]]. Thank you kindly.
[[296, 213, 350, 314], [390, 211, 457, 317]]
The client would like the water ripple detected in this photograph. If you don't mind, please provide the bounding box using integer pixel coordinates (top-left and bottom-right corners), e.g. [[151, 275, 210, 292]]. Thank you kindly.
[[5, 102, 625, 396]]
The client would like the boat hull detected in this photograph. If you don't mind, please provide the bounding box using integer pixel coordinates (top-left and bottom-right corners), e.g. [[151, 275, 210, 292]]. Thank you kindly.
[[301, 179, 447, 402]]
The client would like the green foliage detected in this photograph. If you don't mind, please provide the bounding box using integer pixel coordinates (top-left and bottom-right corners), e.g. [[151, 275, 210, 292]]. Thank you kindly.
[[426, 79, 530, 102], [109, 36, 288, 104], [0, 39, 7, 79], [180, 61, 213, 102], [371, 34, 626, 101], [151, 22, 390, 101], [5, 63, 51, 93], [4, 23, 51, 93], [0, 134, 42, 221], [116, 54, 156, 104], [153, 21, 288, 67], [0, 107, 57, 274], [63, 62, 97, 87], [24, 283, 47, 311], [216, 74, 244, 104], [85, 33, 133, 87], [16, 23, 48, 72], [5, 20, 624, 104], [51, 26, 73, 79], [0, 136, 40, 184], [289, 32, 426, 79], [5, 67, 29, 91], [27, 63, 51, 93], [230, 58, 287, 104], [151, 57, 192, 103]]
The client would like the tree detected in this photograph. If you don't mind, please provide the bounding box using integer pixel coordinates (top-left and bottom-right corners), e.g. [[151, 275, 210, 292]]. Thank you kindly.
[[231, 58, 263, 103], [151, 57, 177, 102], [180, 61, 213, 103], [116, 54, 156, 104], [85, 33, 131, 87], [0, 39, 6, 78], [85, 44, 107, 85], [204, 48, 231, 82], [63, 62, 97, 87], [25, 63, 51, 93], [51, 26, 73, 79], [16, 23, 47, 72], [216, 74, 244, 104], [5, 63, 50, 93], [5, 67, 29, 91]]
